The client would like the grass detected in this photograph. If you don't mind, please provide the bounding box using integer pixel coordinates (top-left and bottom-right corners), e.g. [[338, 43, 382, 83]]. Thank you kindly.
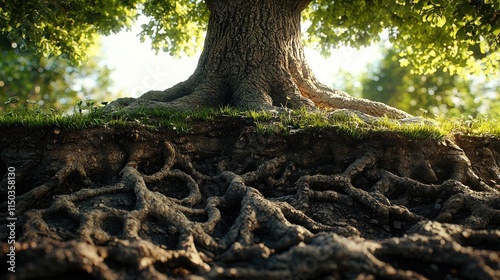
[[0, 105, 499, 139]]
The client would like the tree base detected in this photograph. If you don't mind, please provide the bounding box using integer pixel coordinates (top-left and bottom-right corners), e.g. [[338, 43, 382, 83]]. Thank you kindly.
[[1, 117, 499, 279], [105, 82, 412, 120]]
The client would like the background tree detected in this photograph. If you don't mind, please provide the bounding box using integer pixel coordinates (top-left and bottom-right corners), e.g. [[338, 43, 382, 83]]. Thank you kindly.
[[1, 0, 498, 118], [0, 34, 120, 112], [349, 47, 500, 117]]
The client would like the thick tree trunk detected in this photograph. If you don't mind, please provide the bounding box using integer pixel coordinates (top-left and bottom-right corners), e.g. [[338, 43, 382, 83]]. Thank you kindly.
[[108, 0, 411, 119], [199, 0, 321, 109]]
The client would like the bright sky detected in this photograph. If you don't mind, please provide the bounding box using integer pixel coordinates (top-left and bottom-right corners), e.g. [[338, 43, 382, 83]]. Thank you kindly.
[[101, 23, 382, 98]]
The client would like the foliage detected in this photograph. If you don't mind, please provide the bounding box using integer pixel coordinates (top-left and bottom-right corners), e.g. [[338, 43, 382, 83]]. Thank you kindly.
[[0, 0, 140, 63], [1, 0, 498, 77], [0, 34, 120, 112], [1, 106, 499, 139], [306, 0, 500, 77], [336, 46, 500, 117], [139, 0, 208, 56]]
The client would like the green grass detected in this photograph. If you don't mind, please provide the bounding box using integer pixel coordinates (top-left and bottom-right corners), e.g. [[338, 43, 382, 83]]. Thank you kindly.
[[0, 106, 498, 139]]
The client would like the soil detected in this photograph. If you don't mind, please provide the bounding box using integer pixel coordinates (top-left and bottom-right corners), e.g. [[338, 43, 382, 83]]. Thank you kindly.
[[1, 116, 499, 279]]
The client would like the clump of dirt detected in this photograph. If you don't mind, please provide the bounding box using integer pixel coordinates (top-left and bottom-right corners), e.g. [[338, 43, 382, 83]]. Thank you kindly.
[[1, 116, 499, 279]]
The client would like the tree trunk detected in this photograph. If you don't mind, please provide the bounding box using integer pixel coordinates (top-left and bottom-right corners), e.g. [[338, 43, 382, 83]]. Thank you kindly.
[[109, 0, 411, 119]]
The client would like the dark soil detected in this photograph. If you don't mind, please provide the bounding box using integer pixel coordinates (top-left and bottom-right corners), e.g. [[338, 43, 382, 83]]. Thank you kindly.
[[1, 116, 499, 279]]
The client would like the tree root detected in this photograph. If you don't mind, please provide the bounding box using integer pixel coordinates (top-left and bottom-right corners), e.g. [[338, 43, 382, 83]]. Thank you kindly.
[[103, 70, 412, 119], [1, 124, 498, 279], [374, 221, 500, 280]]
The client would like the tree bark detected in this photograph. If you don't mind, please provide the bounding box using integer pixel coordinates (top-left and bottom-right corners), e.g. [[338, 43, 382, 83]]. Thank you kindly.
[[108, 0, 411, 119]]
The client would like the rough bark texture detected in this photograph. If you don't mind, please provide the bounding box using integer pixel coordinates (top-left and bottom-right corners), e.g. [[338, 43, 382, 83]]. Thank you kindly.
[[1, 117, 499, 279], [106, 0, 411, 119]]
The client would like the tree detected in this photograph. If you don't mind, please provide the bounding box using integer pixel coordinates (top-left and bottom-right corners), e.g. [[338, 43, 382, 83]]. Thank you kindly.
[[3, 2, 500, 279], [2, 0, 498, 118], [356, 47, 500, 117], [0, 34, 119, 112]]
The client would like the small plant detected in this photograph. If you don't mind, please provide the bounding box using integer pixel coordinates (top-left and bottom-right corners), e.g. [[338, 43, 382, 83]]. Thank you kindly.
[[76, 100, 84, 115], [218, 105, 241, 117], [282, 96, 291, 109], [85, 99, 97, 114], [5, 96, 20, 108], [246, 110, 274, 122]]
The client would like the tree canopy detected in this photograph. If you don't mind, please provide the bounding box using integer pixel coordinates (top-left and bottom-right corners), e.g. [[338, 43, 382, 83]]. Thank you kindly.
[[305, 0, 500, 77], [1, 0, 499, 76]]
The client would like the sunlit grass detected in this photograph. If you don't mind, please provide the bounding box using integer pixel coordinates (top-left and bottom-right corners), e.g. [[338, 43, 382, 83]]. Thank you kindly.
[[0, 106, 498, 139], [449, 116, 500, 137], [371, 116, 454, 139]]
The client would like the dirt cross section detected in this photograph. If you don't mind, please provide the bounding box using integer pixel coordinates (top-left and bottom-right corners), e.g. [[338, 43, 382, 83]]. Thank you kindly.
[[1, 116, 499, 279]]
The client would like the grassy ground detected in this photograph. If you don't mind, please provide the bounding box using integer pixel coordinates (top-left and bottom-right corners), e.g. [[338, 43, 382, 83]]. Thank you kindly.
[[0, 105, 499, 139]]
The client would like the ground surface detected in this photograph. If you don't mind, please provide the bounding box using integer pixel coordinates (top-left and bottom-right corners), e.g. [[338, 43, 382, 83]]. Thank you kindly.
[[1, 116, 499, 279]]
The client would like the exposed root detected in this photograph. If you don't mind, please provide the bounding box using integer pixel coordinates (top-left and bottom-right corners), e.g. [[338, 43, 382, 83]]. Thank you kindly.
[[105, 76, 231, 113], [374, 221, 500, 280], [375, 171, 500, 229], [1, 123, 498, 279], [213, 170, 357, 260], [303, 86, 412, 119], [2, 239, 210, 280], [104, 67, 412, 119], [1, 159, 92, 215]]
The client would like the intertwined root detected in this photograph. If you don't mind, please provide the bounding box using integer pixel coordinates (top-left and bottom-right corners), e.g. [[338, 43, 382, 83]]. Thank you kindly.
[[1, 129, 499, 279]]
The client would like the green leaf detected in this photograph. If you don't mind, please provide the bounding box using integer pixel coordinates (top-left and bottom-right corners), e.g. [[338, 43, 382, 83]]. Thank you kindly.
[[480, 41, 490, 54], [456, 27, 467, 40], [493, 27, 500, 37], [435, 15, 446, 27], [460, 5, 475, 16]]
